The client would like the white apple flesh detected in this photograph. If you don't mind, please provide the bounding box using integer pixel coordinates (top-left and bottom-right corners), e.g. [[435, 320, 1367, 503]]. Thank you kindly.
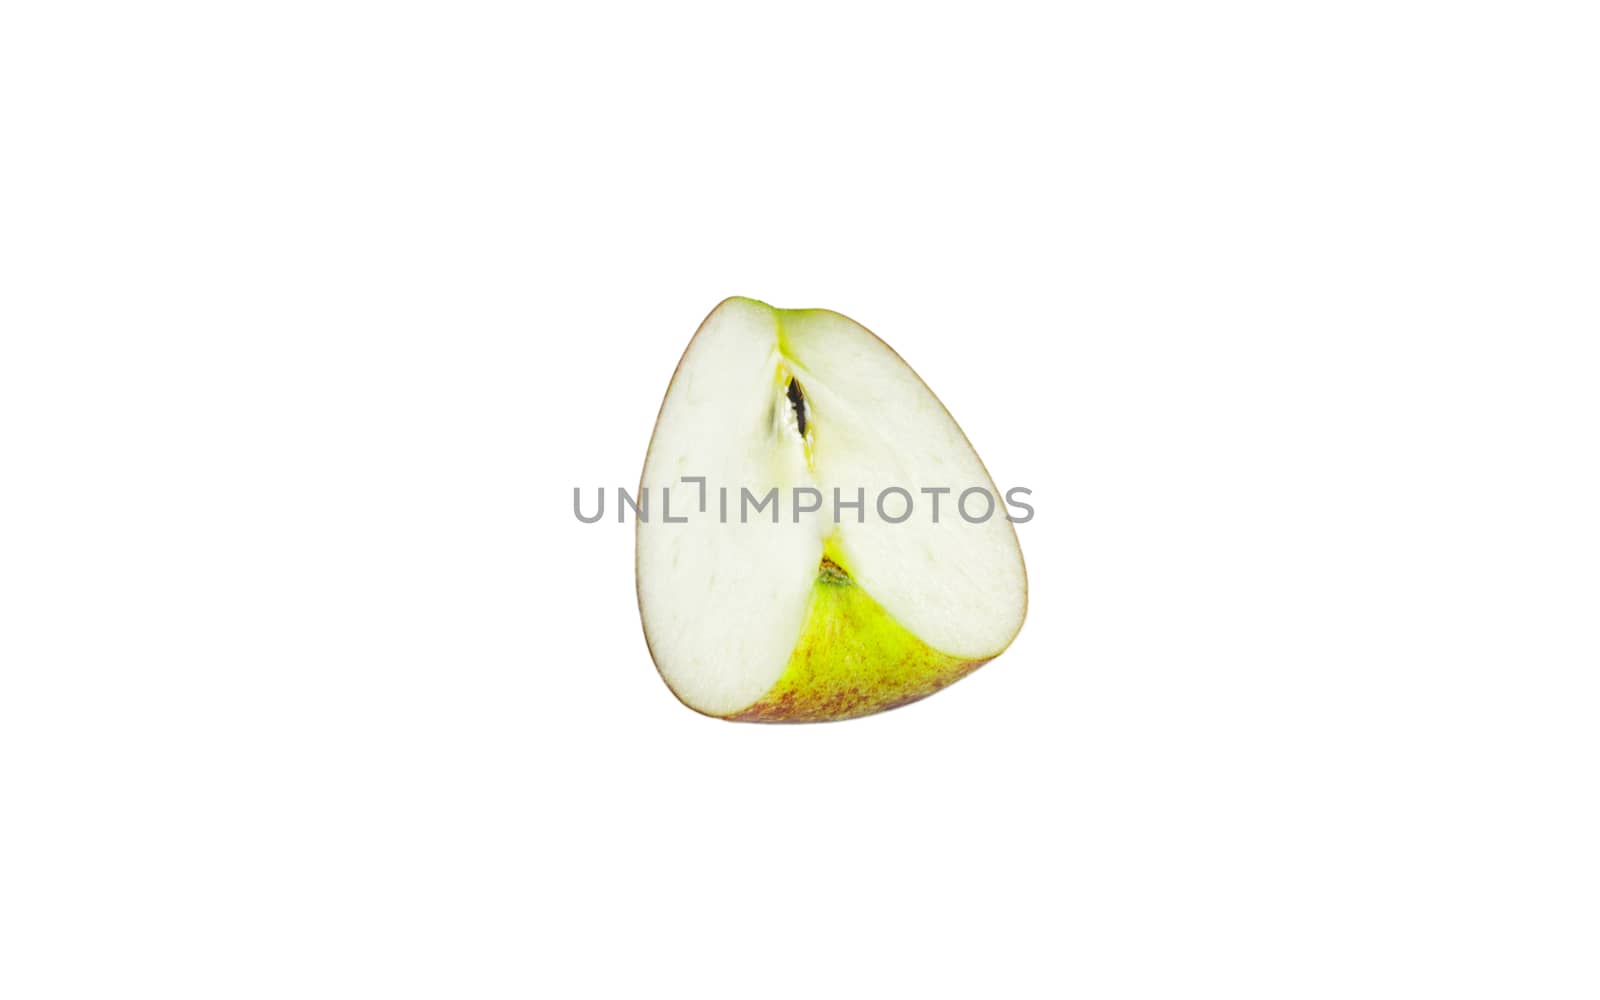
[[637, 298, 1026, 722]]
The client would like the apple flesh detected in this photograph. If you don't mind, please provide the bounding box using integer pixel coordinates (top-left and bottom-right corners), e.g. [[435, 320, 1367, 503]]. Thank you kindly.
[[637, 298, 1026, 722]]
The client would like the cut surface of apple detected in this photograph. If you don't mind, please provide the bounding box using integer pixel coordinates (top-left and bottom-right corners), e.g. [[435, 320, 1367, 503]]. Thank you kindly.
[[636, 297, 1026, 722]]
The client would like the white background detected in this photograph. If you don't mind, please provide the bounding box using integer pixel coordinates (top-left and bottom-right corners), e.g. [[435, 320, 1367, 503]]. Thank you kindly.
[[2, 2, 1597, 997]]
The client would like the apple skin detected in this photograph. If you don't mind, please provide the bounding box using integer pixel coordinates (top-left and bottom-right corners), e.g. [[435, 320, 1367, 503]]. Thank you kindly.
[[727, 555, 991, 723]]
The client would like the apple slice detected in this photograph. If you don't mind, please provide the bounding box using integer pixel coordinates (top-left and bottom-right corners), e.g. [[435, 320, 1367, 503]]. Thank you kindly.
[[636, 297, 1026, 722]]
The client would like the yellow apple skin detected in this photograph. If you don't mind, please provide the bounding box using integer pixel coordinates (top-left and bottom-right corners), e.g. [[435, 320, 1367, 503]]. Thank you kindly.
[[727, 558, 990, 723]]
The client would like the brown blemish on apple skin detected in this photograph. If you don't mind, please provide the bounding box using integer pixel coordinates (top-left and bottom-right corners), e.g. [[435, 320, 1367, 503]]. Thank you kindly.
[[728, 658, 990, 723]]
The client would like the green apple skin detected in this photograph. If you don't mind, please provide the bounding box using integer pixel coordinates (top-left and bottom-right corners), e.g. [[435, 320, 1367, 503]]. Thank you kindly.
[[727, 550, 993, 723]]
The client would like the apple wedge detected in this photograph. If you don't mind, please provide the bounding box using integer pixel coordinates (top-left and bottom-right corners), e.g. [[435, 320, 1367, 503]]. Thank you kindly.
[[636, 297, 1026, 722]]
